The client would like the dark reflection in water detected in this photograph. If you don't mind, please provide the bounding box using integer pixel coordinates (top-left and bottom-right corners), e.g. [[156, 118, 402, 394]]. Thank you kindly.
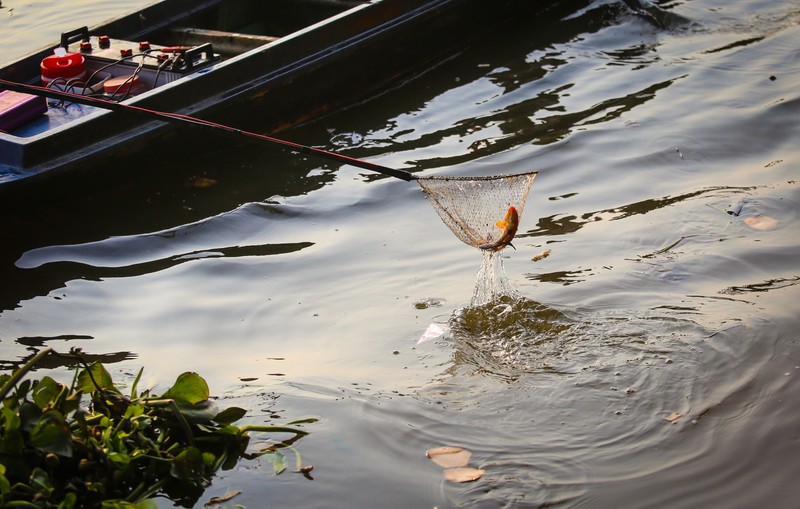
[[2, 334, 135, 372], [524, 185, 756, 239], [0, 147, 331, 309]]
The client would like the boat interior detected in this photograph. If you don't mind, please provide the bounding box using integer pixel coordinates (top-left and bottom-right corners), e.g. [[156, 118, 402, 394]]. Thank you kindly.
[[1, 0, 365, 137]]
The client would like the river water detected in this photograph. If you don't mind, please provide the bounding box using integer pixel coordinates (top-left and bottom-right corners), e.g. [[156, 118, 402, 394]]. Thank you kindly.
[[2, 1, 800, 508]]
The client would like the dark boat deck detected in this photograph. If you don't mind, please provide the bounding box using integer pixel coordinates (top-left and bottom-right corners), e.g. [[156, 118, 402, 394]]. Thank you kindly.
[[0, 0, 571, 189]]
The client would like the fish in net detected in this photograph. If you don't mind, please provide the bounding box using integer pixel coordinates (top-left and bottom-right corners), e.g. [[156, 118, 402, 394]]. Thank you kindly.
[[416, 171, 537, 251]]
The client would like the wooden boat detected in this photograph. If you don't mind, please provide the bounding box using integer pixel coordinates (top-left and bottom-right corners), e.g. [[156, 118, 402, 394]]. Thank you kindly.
[[0, 0, 558, 188]]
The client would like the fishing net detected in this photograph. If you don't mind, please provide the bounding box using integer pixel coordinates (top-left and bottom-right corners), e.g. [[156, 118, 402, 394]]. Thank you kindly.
[[417, 171, 538, 249]]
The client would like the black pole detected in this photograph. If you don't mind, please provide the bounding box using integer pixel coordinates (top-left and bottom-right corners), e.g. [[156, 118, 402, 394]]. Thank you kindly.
[[0, 79, 417, 182]]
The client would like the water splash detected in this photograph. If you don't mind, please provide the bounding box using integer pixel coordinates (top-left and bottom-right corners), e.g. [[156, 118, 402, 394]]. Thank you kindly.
[[470, 250, 518, 306], [450, 295, 575, 374]]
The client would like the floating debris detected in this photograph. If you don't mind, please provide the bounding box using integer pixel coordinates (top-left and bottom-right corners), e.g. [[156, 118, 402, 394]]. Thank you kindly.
[[414, 297, 446, 309], [204, 490, 241, 508], [744, 215, 778, 230], [417, 323, 448, 344], [329, 131, 364, 147], [665, 412, 683, 424], [187, 176, 218, 188], [426, 446, 485, 483], [531, 249, 551, 262], [443, 467, 486, 483]]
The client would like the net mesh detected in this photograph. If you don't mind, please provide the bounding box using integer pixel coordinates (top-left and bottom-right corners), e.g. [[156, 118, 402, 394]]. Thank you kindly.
[[417, 171, 537, 248]]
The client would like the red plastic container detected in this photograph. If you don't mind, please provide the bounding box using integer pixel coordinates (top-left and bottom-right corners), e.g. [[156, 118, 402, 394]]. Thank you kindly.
[[40, 51, 86, 84], [103, 75, 142, 96]]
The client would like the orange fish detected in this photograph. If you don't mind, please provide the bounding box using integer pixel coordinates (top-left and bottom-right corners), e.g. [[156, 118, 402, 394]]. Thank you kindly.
[[479, 206, 519, 252]]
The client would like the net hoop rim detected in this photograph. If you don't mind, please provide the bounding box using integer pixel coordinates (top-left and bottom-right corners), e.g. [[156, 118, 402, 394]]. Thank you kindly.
[[416, 170, 538, 183]]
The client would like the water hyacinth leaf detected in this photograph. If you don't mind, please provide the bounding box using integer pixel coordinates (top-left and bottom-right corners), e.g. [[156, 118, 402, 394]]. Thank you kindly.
[[78, 362, 116, 393], [1, 407, 23, 454], [57, 492, 77, 509], [202, 452, 216, 468], [0, 463, 9, 495], [19, 400, 42, 432], [30, 412, 73, 457], [426, 446, 472, 468], [123, 403, 145, 419], [170, 446, 206, 482], [443, 467, 485, 483], [213, 406, 247, 424], [107, 452, 132, 467], [129, 367, 144, 400], [30, 467, 54, 493], [180, 400, 219, 424], [32, 376, 64, 409], [161, 372, 210, 407], [17, 379, 33, 399], [265, 450, 288, 475]]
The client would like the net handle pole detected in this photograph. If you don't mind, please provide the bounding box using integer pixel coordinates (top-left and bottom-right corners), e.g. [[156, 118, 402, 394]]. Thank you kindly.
[[0, 79, 417, 182]]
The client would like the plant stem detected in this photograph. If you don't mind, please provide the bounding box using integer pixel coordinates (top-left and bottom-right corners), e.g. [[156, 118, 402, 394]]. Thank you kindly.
[[0, 348, 53, 400]]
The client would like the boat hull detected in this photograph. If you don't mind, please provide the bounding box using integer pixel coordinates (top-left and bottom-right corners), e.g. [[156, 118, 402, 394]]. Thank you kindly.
[[0, 0, 574, 188]]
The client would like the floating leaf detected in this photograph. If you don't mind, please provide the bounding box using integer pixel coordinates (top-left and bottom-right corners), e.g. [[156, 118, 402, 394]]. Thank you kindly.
[[205, 490, 241, 507], [426, 446, 472, 468], [264, 450, 287, 475], [443, 467, 485, 483], [665, 412, 683, 423], [161, 372, 210, 407], [744, 215, 778, 230], [187, 176, 218, 188]]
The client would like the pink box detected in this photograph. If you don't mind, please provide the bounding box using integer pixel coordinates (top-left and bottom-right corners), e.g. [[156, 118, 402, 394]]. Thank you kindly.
[[0, 90, 48, 132]]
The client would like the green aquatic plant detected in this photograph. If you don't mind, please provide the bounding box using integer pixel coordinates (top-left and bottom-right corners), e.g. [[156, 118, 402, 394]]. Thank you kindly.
[[0, 348, 311, 508]]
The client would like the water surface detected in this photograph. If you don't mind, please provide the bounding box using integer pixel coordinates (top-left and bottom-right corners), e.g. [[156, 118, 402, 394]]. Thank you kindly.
[[2, 0, 800, 507]]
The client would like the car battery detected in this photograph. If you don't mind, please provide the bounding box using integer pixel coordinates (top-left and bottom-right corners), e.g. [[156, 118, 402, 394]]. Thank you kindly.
[[57, 26, 220, 95]]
